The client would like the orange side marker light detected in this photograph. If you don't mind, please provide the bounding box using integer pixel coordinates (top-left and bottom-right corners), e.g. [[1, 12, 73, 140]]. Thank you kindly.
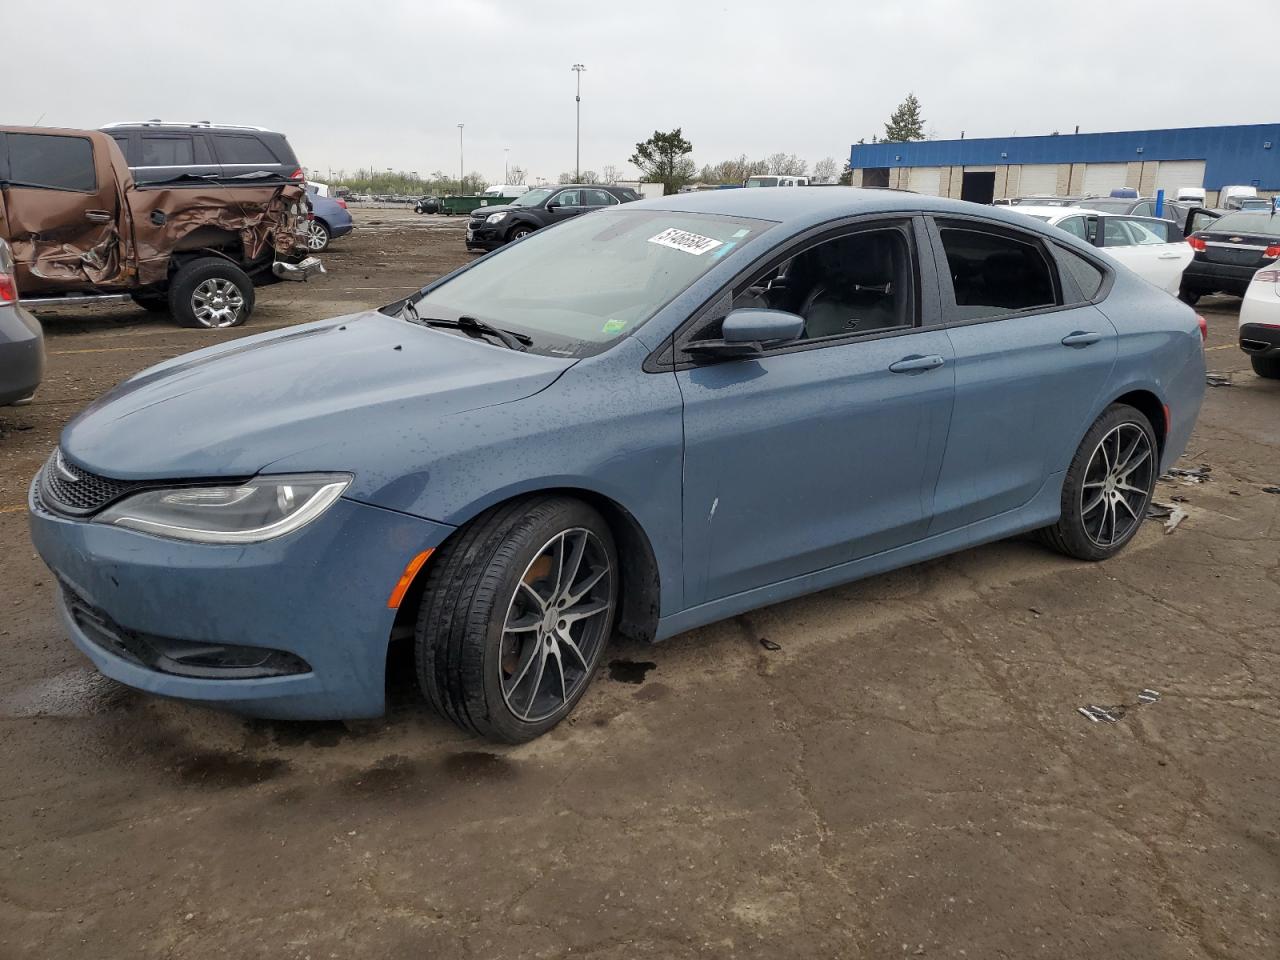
[[387, 549, 434, 609]]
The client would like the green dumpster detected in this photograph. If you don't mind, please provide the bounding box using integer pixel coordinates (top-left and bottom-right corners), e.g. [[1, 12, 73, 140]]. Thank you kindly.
[[438, 195, 522, 216]]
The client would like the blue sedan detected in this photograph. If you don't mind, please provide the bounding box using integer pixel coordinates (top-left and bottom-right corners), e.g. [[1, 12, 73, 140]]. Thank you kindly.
[[29, 189, 1206, 741], [304, 189, 354, 252]]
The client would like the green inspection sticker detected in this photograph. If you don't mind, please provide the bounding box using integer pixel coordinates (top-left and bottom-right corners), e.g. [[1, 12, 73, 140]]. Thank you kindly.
[[601, 318, 628, 334]]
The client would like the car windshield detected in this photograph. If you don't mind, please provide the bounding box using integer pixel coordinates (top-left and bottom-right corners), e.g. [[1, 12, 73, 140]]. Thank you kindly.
[[744, 177, 777, 188], [1206, 211, 1280, 237], [512, 188, 554, 207], [414, 209, 772, 357]]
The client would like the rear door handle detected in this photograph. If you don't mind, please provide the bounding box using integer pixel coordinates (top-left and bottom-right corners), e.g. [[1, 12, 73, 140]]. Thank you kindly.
[[84, 210, 112, 223], [1061, 331, 1102, 347], [889, 354, 946, 373], [1157, 252, 1182, 259]]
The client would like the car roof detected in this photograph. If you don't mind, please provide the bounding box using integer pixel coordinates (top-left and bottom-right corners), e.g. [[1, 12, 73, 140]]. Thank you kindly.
[[631, 186, 1069, 229], [101, 120, 273, 132], [1007, 205, 1105, 220]]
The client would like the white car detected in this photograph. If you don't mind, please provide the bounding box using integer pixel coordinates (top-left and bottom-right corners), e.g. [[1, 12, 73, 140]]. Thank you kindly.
[[1238, 264, 1280, 379], [1012, 205, 1193, 297]]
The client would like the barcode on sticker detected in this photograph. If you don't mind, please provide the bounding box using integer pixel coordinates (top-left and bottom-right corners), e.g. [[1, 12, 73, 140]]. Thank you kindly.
[[648, 228, 723, 255]]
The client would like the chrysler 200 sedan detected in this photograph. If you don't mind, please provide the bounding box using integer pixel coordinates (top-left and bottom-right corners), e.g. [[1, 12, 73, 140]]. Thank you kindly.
[[29, 189, 1206, 742]]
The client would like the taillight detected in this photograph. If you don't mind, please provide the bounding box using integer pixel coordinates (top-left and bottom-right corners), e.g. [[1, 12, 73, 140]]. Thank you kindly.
[[1263, 245, 1280, 259], [1196, 314, 1208, 342], [289, 167, 304, 181], [336, 199, 348, 209], [0, 241, 16, 305], [1187, 235, 1206, 252]]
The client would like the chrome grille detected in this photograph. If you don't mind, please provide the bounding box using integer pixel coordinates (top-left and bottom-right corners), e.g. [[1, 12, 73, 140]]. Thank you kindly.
[[38, 450, 152, 518]]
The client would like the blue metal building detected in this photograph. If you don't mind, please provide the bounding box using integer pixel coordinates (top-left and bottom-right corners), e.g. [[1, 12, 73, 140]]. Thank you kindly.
[[848, 123, 1280, 204]]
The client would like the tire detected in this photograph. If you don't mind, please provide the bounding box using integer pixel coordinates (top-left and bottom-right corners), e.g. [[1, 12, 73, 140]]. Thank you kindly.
[[1178, 288, 1201, 307], [1252, 354, 1280, 379], [131, 293, 169, 314], [1039, 403, 1158, 561], [305, 219, 331, 252], [507, 223, 535, 243], [167, 258, 255, 329], [415, 496, 618, 743]]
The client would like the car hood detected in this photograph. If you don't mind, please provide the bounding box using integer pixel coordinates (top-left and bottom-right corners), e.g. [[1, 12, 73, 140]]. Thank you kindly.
[[60, 311, 574, 481], [470, 204, 521, 217]]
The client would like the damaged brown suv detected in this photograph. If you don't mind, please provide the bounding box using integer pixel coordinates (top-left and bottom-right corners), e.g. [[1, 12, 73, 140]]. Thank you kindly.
[[0, 126, 321, 328]]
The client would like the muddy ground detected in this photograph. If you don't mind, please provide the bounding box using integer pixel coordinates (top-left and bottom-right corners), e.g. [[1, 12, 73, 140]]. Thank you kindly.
[[1, 208, 1277, 959]]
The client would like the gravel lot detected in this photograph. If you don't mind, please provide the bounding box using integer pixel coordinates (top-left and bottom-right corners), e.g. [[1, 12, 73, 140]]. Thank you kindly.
[[1, 207, 1277, 959]]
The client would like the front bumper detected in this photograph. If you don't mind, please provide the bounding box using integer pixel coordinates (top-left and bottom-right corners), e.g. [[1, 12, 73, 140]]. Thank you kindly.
[[29, 485, 454, 720], [272, 256, 326, 282], [465, 222, 503, 250], [1239, 322, 1280, 358]]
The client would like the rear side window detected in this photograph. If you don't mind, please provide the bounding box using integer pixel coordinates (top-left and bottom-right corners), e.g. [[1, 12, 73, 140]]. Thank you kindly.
[[6, 133, 96, 192], [1054, 246, 1105, 301], [212, 135, 277, 165], [140, 135, 194, 166], [584, 189, 618, 206], [937, 224, 1057, 321]]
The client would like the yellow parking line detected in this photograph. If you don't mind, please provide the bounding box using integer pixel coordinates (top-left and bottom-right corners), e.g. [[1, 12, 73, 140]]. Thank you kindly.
[[0, 504, 27, 514], [1206, 344, 1235, 351], [50, 344, 185, 355]]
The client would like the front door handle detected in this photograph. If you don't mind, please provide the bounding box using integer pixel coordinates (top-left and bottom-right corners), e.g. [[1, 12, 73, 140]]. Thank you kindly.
[[84, 210, 112, 223], [1061, 331, 1102, 348], [889, 354, 945, 374]]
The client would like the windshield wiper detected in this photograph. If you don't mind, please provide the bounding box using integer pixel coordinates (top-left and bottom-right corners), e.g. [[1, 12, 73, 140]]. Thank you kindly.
[[422, 315, 530, 351]]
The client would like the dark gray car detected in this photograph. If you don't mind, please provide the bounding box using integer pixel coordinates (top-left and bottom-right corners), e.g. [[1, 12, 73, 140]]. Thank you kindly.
[[0, 238, 43, 406]]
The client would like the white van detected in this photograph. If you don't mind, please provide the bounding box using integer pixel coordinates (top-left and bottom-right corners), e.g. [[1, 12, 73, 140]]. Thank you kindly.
[[744, 175, 809, 188], [482, 184, 529, 198], [1219, 185, 1259, 210], [1175, 187, 1206, 204]]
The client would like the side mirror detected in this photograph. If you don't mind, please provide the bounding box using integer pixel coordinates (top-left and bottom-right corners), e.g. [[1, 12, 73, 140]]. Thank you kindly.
[[546, 200, 559, 210], [684, 308, 805, 360]]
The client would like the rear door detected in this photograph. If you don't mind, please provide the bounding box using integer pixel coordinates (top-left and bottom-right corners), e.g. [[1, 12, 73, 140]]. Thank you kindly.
[[0, 130, 124, 293], [1096, 216, 1189, 295], [925, 217, 1118, 533]]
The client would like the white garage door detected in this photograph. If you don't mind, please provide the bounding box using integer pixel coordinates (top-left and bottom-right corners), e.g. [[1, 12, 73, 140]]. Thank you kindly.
[[906, 166, 942, 195], [1154, 160, 1206, 195], [1018, 164, 1058, 197], [1082, 163, 1129, 196]]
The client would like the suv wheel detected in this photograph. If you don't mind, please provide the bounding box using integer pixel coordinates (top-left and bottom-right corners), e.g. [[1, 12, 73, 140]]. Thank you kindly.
[[507, 224, 534, 243], [1040, 404, 1158, 561], [305, 219, 331, 252], [168, 258, 255, 329], [1252, 355, 1280, 379], [415, 496, 617, 743]]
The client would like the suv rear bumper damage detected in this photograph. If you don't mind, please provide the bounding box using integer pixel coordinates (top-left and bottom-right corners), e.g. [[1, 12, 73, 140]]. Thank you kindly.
[[272, 256, 325, 282]]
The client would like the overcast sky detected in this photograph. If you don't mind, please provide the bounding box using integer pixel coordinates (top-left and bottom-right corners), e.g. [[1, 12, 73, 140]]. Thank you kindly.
[[12, 0, 1271, 184]]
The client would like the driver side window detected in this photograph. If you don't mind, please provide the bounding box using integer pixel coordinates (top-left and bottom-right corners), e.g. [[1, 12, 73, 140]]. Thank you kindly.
[[553, 190, 581, 207], [729, 225, 916, 341]]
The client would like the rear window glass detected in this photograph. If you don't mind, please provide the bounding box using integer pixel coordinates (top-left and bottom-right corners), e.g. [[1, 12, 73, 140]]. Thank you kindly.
[[140, 136, 194, 166], [938, 225, 1057, 320], [1207, 212, 1280, 237], [6, 133, 96, 192], [1055, 246, 1105, 301], [213, 135, 277, 165]]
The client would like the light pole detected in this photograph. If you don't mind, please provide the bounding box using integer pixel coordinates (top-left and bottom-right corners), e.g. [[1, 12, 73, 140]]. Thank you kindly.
[[457, 123, 465, 194], [504, 147, 510, 184], [571, 64, 585, 181]]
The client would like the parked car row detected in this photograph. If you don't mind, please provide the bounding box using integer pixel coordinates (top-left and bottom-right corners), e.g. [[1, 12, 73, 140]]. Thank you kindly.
[[464, 184, 641, 251]]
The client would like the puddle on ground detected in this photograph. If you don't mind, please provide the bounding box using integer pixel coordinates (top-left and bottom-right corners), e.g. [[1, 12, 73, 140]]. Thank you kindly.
[[441, 751, 516, 783], [632, 681, 672, 702], [173, 751, 290, 788], [0, 668, 139, 719], [608, 659, 657, 685], [341, 755, 421, 794]]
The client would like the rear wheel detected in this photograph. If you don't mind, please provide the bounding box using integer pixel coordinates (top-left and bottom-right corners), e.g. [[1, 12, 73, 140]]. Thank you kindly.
[[167, 258, 254, 329], [1252, 354, 1280, 379], [415, 496, 617, 742], [1040, 404, 1158, 561]]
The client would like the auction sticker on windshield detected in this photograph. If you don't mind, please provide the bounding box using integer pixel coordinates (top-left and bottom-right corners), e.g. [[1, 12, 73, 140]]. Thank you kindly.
[[648, 228, 723, 256]]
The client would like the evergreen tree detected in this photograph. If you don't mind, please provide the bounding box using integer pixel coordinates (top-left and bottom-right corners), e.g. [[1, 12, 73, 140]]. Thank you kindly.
[[883, 94, 925, 142]]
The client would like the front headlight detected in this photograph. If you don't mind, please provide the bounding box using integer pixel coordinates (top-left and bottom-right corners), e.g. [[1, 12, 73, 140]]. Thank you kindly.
[[95, 474, 351, 544], [486, 212, 508, 224]]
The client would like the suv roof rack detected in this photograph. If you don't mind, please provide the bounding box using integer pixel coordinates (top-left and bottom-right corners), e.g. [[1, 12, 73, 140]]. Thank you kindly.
[[101, 120, 271, 132]]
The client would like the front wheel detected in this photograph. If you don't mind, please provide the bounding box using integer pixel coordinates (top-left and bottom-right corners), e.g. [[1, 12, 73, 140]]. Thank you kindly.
[[1040, 404, 1158, 561], [507, 224, 534, 243], [1251, 354, 1280, 380], [415, 496, 618, 742]]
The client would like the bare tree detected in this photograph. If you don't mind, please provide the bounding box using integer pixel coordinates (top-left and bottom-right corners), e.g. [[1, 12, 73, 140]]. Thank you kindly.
[[557, 171, 576, 184], [507, 164, 527, 185], [580, 170, 602, 184], [600, 164, 622, 184], [812, 157, 839, 183], [766, 153, 808, 176]]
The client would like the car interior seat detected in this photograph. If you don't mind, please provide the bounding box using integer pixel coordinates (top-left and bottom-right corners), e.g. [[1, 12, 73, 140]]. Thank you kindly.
[[796, 233, 906, 338]]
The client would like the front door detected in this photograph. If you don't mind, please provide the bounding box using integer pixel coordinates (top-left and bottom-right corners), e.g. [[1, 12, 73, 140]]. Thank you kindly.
[[547, 188, 585, 223], [0, 130, 125, 293], [925, 217, 1118, 533], [676, 218, 955, 606]]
